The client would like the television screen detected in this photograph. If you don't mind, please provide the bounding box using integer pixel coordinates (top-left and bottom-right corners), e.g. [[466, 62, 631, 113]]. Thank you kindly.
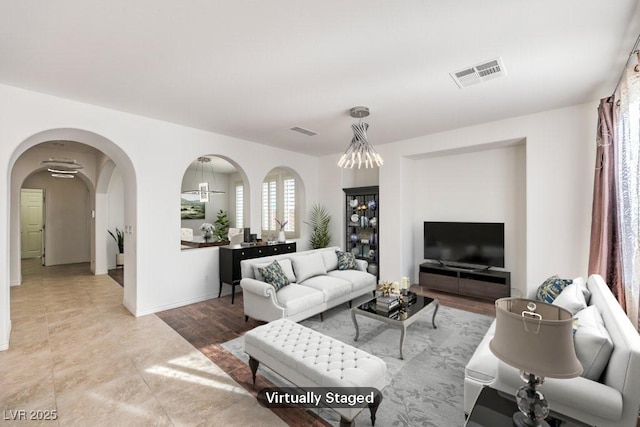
[[424, 222, 505, 268]]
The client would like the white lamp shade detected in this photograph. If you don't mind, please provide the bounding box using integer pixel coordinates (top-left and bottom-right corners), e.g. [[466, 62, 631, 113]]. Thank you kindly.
[[490, 298, 583, 379]]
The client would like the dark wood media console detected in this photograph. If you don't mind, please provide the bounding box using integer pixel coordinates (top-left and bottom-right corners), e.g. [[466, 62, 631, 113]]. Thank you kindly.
[[419, 262, 510, 301]]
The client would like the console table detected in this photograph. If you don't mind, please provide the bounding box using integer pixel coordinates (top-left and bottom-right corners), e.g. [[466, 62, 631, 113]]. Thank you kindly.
[[218, 241, 296, 304]]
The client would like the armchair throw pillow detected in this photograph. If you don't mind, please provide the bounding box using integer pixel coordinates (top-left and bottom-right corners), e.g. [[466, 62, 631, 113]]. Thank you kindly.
[[536, 275, 573, 303], [258, 260, 290, 291]]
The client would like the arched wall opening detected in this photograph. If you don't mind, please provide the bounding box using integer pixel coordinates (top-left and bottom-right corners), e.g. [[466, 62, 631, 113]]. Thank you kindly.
[[8, 128, 137, 314], [21, 166, 94, 267], [179, 154, 250, 244]]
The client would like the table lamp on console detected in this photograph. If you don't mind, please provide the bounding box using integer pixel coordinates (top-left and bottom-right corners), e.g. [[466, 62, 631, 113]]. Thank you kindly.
[[489, 298, 583, 427]]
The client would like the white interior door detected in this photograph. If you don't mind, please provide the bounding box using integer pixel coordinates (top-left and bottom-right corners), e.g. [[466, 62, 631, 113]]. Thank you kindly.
[[21, 188, 44, 259]]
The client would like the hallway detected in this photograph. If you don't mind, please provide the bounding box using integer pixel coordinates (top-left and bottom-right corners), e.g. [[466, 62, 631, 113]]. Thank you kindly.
[[1, 259, 283, 426]]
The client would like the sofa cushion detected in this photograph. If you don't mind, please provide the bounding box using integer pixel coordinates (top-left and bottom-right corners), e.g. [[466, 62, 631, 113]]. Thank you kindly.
[[327, 269, 376, 292], [276, 284, 325, 315], [536, 275, 573, 303], [321, 250, 339, 272], [465, 320, 497, 383], [253, 258, 296, 283], [291, 253, 327, 283], [258, 261, 290, 291], [299, 275, 352, 302], [574, 305, 614, 380], [336, 250, 358, 270], [553, 282, 587, 315]]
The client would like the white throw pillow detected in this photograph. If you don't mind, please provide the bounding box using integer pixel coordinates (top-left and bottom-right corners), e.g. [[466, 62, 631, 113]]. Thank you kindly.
[[574, 305, 614, 380], [253, 259, 296, 283], [572, 276, 591, 305], [290, 253, 327, 283], [553, 282, 587, 315]]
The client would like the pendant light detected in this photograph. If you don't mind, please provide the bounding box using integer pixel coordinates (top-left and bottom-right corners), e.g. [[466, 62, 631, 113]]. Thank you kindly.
[[183, 156, 226, 202], [338, 106, 384, 169], [40, 158, 84, 179]]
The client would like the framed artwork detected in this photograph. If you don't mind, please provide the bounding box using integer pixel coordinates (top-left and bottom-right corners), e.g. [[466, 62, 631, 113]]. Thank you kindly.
[[181, 193, 205, 219]]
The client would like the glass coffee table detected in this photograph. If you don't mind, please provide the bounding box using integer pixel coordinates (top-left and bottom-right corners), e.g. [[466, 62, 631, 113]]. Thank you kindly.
[[351, 292, 439, 359]]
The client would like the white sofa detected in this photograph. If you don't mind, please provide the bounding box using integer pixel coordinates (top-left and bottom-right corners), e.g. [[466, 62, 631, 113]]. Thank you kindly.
[[240, 246, 377, 323], [464, 274, 640, 427]]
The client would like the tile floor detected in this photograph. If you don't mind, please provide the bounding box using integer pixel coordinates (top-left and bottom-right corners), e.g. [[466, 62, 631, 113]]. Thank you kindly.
[[1, 260, 285, 426]]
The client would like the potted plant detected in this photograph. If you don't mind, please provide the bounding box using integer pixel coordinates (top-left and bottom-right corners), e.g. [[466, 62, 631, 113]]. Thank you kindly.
[[214, 209, 230, 242], [305, 204, 332, 249], [275, 218, 288, 243], [108, 228, 124, 267]]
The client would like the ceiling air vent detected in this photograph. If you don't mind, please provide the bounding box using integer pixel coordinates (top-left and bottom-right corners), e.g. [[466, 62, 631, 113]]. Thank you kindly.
[[450, 57, 506, 88], [290, 126, 317, 136]]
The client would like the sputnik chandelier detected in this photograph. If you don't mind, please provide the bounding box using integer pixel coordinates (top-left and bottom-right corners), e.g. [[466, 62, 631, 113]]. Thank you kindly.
[[338, 106, 384, 169]]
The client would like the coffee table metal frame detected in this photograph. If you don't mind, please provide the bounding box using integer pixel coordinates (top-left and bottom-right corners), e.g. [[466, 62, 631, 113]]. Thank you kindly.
[[350, 293, 440, 359]]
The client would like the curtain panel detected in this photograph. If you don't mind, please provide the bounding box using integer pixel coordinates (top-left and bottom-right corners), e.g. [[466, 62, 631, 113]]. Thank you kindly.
[[588, 98, 625, 308], [615, 55, 640, 330]]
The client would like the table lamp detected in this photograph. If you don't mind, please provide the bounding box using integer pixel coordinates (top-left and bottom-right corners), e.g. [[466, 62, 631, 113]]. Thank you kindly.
[[489, 298, 583, 427]]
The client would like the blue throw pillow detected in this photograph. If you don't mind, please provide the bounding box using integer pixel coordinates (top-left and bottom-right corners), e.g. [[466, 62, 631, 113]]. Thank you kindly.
[[258, 261, 290, 291], [336, 250, 358, 270], [536, 275, 573, 303]]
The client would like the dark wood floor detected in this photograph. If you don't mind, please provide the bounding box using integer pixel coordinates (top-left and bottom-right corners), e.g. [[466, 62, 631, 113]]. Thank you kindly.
[[155, 284, 495, 427]]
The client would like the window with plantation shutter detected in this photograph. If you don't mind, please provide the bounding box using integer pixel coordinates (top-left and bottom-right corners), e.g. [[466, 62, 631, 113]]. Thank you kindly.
[[262, 179, 277, 231], [261, 169, 299, 238], [283, 178, 295, 232], [235, 183, 244, 228]]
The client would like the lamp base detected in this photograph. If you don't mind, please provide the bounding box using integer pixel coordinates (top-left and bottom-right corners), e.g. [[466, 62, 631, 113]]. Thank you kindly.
[[513, 411, 550, 427]]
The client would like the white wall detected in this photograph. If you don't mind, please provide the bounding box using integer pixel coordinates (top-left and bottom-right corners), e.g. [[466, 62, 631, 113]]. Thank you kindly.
[[0, 83, 319, 351], [106, 168, 124, 269], [413, 144, 526, 296], [366, 103, 595, 298]]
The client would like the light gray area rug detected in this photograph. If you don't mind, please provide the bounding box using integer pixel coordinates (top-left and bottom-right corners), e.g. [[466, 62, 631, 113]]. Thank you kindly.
[[221, 304, 493, 426]]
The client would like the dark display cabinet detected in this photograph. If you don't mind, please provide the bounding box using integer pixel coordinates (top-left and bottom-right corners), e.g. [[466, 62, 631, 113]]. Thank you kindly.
[[343, 186, 379, 279]]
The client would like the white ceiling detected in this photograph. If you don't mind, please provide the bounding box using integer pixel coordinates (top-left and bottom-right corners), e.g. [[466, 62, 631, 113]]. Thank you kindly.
[[1, 1, 639, 157]]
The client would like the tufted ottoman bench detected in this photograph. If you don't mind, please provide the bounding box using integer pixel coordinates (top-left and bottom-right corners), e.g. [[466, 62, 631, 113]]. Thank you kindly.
[[245, 318, 386, 426]]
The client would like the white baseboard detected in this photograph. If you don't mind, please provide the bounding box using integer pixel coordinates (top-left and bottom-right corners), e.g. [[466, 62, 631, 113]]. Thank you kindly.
[[10, 279, 21, 287], [122, 299, 137, 317], [0, 320, 12, 351]]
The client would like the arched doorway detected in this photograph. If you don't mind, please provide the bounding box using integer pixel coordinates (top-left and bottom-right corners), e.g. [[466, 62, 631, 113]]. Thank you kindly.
[[7, 128, 138, 317]]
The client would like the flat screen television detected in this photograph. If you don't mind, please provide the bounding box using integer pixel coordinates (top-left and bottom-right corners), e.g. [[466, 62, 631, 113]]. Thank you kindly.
[[423, 221, 505, 268]]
